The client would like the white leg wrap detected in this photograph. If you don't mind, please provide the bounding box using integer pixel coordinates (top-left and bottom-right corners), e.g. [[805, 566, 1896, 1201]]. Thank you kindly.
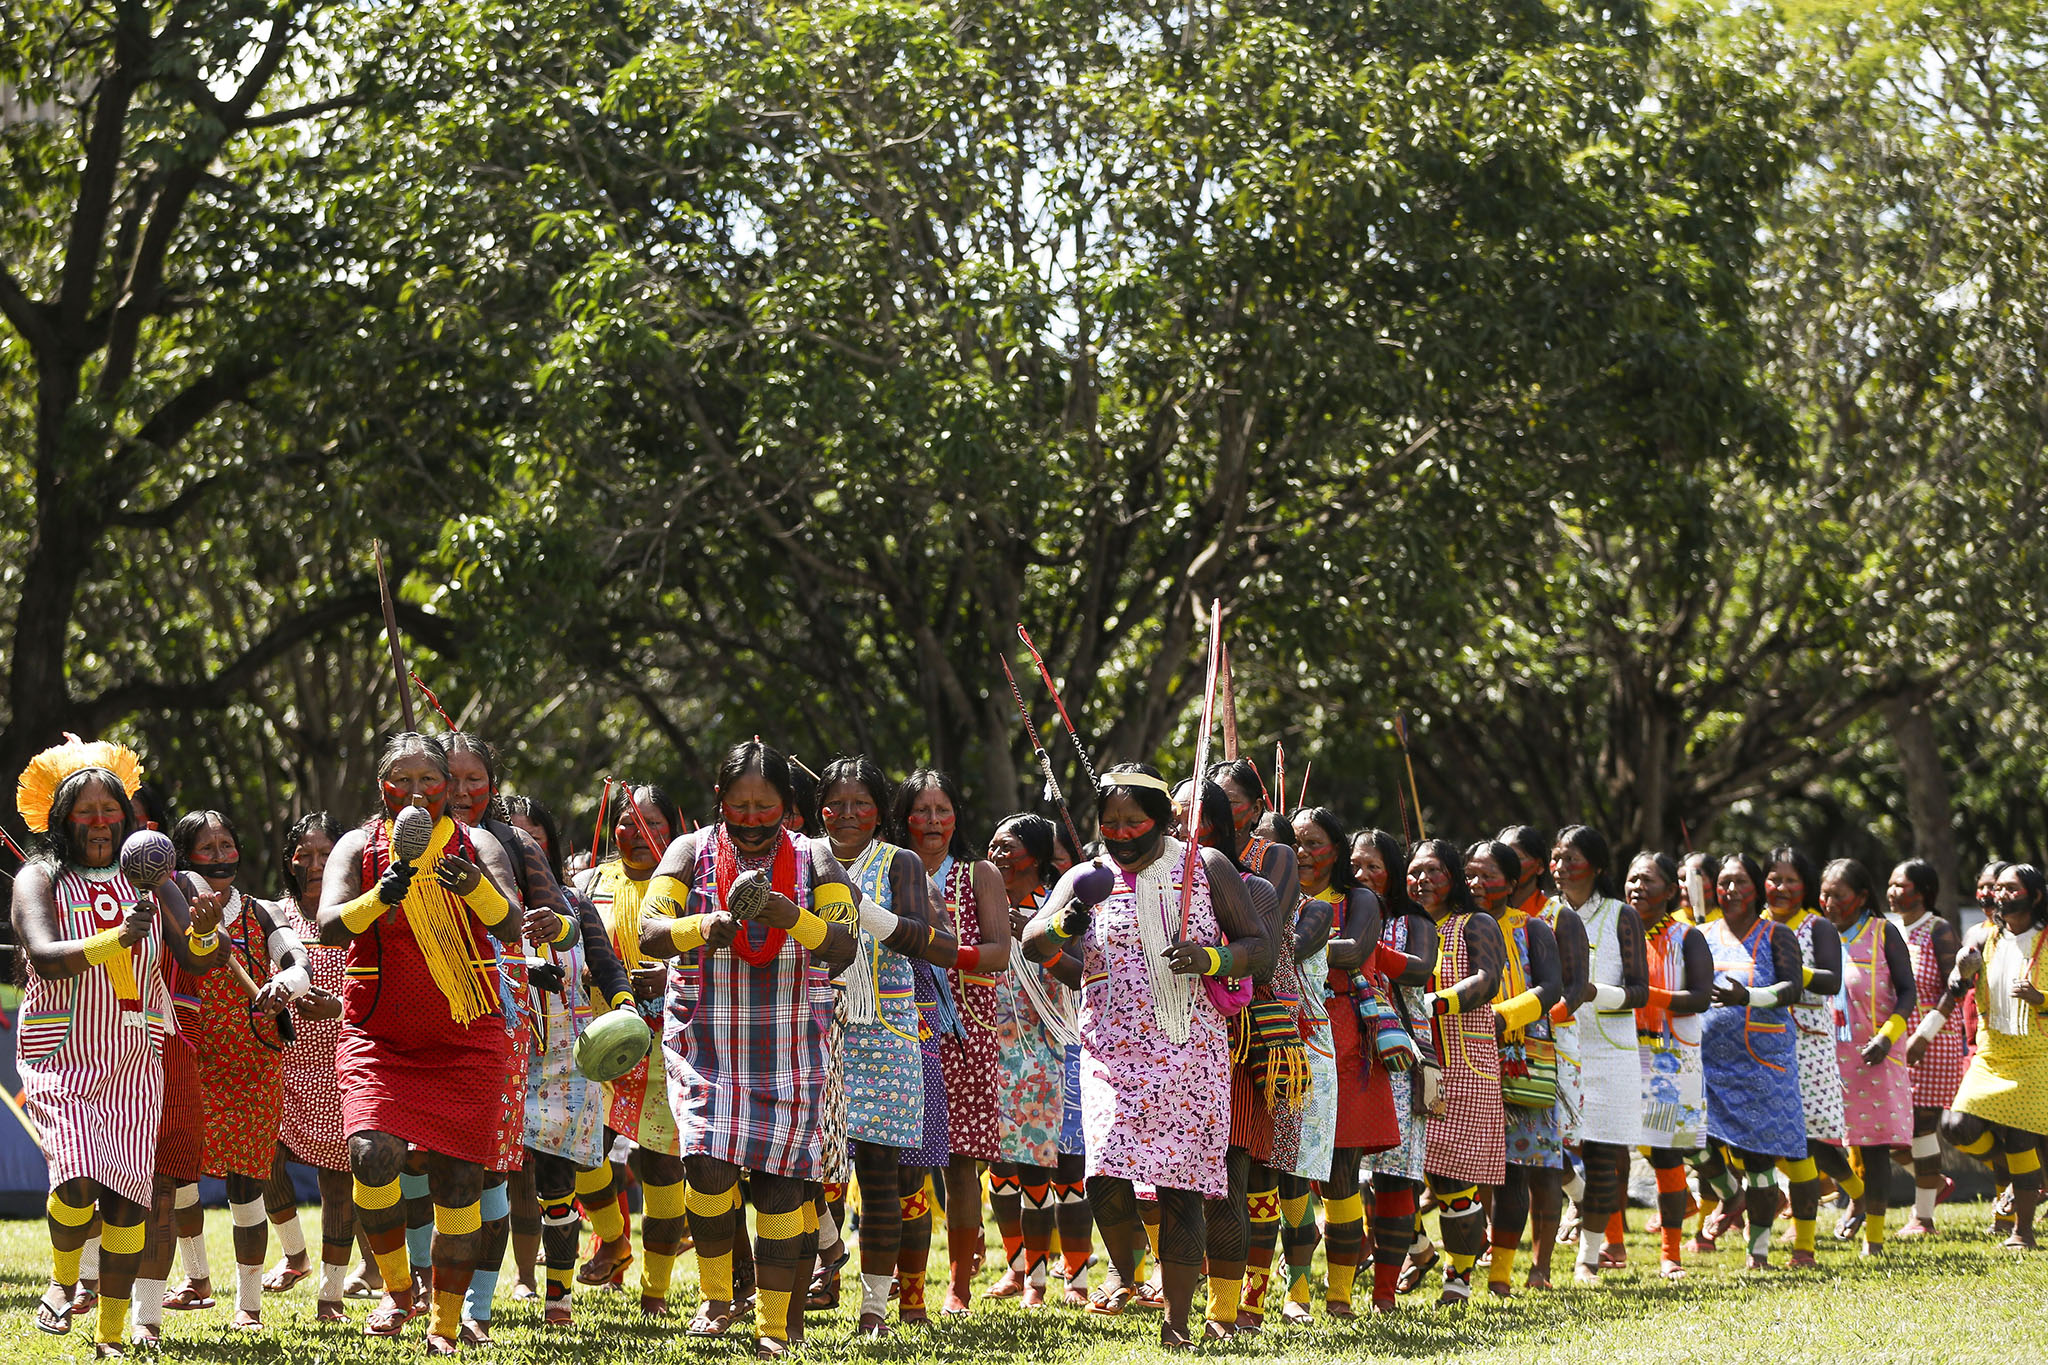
[[131, 1278, 166, 1330], [173, 1184, 200, 1210], [179, 1234, 210, 1282], [860, 1272, 891, 1318], [321, 1261, 348, 1303], [1577, 1227, 1602, 1267], [1912, 1134, 1941, 1161], [274, 1211, 307, 1257], [230, 1199, 268, 1229], [237, 1264, 264, 1314], [79, 1235, 100, 1281]]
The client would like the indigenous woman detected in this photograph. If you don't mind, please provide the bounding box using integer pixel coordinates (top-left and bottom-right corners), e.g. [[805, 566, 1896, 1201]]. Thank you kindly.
[[1940, 863, 2048, 1249], [263, 812, 353, 1321], [894, 769, 1010, 1318], [1626, 852, 1712, 1278], [637, 739, 858, 1358], [318, 731, 527, 1353], [1820, 858, 1916, 1256], [12, 739, 225, 1354], [1763, 845, 1845, 1269], [1699, 852, 1808, 1269], [1473, 840, 1563, 1299], [1350, 829, 1436, 1313], [1021, 763, 1263, 1350], [175, 809, 317, 1330], [573, 785, 688, 1314], [499, 791, 634, 1326], [1548, 826, 1647, 1283], [1239, 808, 1338, 1330], [1890, 859, 1963, 1237], [814, 757, 955, 1335], [1047, 822, 1094, 1304], [1411, 839, 1507, 1305], [986, 814, 1074, 1312], [1502, 823, 1585, 1288]]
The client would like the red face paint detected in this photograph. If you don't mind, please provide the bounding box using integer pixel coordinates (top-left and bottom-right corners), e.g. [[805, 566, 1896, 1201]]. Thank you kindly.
[[906, 807, 955, 846]]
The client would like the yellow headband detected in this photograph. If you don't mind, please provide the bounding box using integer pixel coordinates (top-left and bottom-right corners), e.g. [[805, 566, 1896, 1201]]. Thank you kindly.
[[16, 740, 144, 833], [1105, 772, 1172, 795]]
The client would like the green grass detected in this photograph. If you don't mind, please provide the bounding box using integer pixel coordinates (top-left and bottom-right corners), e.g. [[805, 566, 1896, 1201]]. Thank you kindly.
[[0, 1203, 2041, 1362]]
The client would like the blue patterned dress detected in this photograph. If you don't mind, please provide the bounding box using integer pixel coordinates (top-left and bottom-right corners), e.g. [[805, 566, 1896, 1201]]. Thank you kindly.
[[1700, 915, 1805, 1159], [839, 841, 926, 1150]]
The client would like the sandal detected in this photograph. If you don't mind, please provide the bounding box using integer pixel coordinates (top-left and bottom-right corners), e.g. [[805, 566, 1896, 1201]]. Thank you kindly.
[[806, 1249, 847, 1311], [162, 1283, 214, 1312], [1281, 1302, 1313, 1324], [363, 1296, 414, 1337], [344, 1270, 381, 1300], [71, 1287, 100, 1319], [424, 1333, 460, 1357], [34, 1287, 72, 1335], [856, 1313, 891, 1338], [688, 1303, 743, 1338], [263, 1259, 312, 1294], [93, 1343, 126, 1359], [315, 1299, 349, 1323], [1159, 1324, 1195, 1351], [577, 1240, 633, 1287], [1835, 1204, 1865, 1241], [1084, 1285, 1134, 1317], [460, 1320, 494, 1346], [1201, 1319, 1234, 1340], [1394, 1249, 1439, 1295], [1132, 1281, 1166, 1311]]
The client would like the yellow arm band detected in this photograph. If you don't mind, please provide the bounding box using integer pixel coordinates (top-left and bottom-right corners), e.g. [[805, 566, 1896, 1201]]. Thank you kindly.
[[610, 991, 637, 1011], [185, 926, 217, 953], [813, 881, 855, 923], [466, 877, 510, 926], [790, 908, 830, 951], [1878, 1014, 1908, 1045], [644, 874, 690, 919], [1801, 966, 1815, 987], [550, 909, 577, 945], [340, 890, 387, 934], [1495, 989, 1544, 1034], [434, 1201, 483, 1236], [80, 927, 127, 967], [670, 915, 710, 954]]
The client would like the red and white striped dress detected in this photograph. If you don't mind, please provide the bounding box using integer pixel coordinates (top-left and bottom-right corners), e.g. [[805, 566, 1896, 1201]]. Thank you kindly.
[[17, 866, 173, 1206], [1904, 913, 1967, 1109], [276, 895, 351, 1171]]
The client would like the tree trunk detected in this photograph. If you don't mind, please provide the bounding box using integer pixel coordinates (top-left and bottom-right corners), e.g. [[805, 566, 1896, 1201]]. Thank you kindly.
[[1888, 687, 1960, 920]]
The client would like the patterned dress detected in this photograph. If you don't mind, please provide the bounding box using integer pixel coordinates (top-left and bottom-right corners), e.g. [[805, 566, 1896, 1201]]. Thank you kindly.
[[589, 861, 680, 1156], [196, 891, 288, 1178], [902, 962, 953, 1168], [1951, 923, 2048, 1136], [1422, 911, 1504, 1187], [1901, 914, 1967, 1110], [939, 857, 1005, 1162], [17, 865, 173, 1206], [839, 842, 925, 1151], [276, 895, 351, 1171], [994, 891, 1070, 1169], [1637, 914, 1704, 1149], [1700, 916, 1805, 1159], [1784, 910, 1846, 1145], [1568, 894, 1643, 1147], [1272, 891, 1337, 1182], [335, 816, 515, 1166], [524, 893, 609, 1168], [1535, 895, 1585, 1142], [1077, 844, 1231, 1197], [1363, 914, 1428, 1182], [665, 829, 830, 1178], [1836, 916, 1913, 1145], [1227, 841, 1279, 1164], [159, 960, 206, 1182], [1500, 912, 1563, 1169]]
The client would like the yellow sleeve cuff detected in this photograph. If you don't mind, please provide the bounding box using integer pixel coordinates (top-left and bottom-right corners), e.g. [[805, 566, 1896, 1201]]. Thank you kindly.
[[609, 991, 637, 1011], [550, 909, 578, 946], [1801, 965, 1815, 987], [1495, 989, 1543, 1033], [1879, 1014, 1908, 1044], [670, 914, 709, 954], [467, 877, 511, 926], [80, 927, 126, 967], [790, 908, 830, 952], [340, 890, 387, 933]]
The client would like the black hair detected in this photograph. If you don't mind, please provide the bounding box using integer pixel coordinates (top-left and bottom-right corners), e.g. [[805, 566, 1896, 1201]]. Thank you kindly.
[[1977, 861, 2010, 898], [444, 733, 505, 822], [1206, 758, 1267, 813], [377, 731, 451, 783], [1097, 762, 1174, 837], [172, 809, 242, 871], [1180, 779, 1242, 866], [1409, 837, 1477, 917], [128, 781, 169, 833], [502, 796, 564, 886], [715, 739, 799, 816], [36, 769, 138, 871], [1253, 810, 1296, 847], [1716, 852, 1768, 913], [893, 767, 974, 859], [1554, 824, 1615, 898], [281, 810, 346, 899], [1497, 825, 1550, 884], [992, 813, 1059, 887], [617, 784, 682, 850], [2005, 864, 2048, 930], [816, 756, 895, 835], [1053, 820, 1081, 868], [1893, 858, 1939, 911], [1465, 838, 1522, 892], [1821, 857, 1880, 918], [1353, 828, 1416, 918], [787, 762, 821, 838], [1766, 844, 1821, 911], [1294, 806, 1358, 895]]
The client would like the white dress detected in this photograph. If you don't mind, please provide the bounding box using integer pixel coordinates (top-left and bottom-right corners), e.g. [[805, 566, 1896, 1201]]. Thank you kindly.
[[1569, 894, 1643, 1147], [1786, 910, 1846, 1145]]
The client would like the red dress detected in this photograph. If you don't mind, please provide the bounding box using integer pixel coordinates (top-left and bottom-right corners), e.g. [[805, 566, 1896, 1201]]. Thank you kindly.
[[939, 858, 1004, 1162], [335, 817, 514, 1166], [197, 893, 288, 1179], [276, 896, 351, 1171], [1325, 893, 1400, 1154], [158, 960, 206, 1183]]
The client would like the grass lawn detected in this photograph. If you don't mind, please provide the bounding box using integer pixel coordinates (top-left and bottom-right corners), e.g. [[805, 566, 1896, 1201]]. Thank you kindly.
[[0, 1202, 2038, 1362]]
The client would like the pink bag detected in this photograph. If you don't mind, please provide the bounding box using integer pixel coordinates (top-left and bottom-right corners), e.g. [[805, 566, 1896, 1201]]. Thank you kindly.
[[1205, 970, 1254, 1017]]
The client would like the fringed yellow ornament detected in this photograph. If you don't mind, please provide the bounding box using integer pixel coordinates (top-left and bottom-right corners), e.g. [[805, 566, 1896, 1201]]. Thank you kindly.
[[16, 739, 144, 833]]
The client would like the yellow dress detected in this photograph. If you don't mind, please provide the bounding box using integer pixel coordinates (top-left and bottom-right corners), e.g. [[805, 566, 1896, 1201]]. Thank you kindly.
[[1952, 924, 2048, 1136]]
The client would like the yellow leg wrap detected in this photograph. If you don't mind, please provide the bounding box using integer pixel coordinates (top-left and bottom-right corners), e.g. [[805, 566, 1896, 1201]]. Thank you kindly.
[[900, 1175, 932, 1222], [1958, 1131, 1995, 1156], [1278, 1193, 1310, 1226], [546, 1266, 574, 1292], [587, 1195, 624, 1244], [46, 1193, 95, 1228], [1206, 1274, 1242, 1324], [96, 1294, 128, 1345], [756, 1207, 806, 1241], [1793, 1218, 1817, 1253], [1324, 1192, 1365, 1224], [373, 1245, 412, 1294], [1864, 1217, 1887, 1249], [1448, 1251, 1479, 1273], [354, 1177, 402, 1211], [100, 1220, 145, 1256], [697, 1248, 733, 1301], [1489, 1245, 1519, 1287], [2010, 1148, 2043, 1177], [1287, 1274, 1311, 1306], [802, 1200, 820, 1235], [757, 1286, 791, 1342], [1326, 1261, 1356, 1306], [429, 1288, 463, 1337], [642, 1248, 676, 1301], [52, 1244, 81, 1285], [573, 1165, 613, 1197], [1779, 1157, 1818, 1183], [434, 1202, 483, 1236], [682, 1183, 732, 1219]]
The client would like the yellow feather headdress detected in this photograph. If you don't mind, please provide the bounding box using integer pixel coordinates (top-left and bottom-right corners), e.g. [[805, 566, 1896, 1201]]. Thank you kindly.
[[16, 740, 144, 833]]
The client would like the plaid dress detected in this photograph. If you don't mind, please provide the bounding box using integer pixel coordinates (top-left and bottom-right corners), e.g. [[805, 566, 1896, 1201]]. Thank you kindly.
[[1422, 911, 1504, 1187], [665, 829, 829, 1178]]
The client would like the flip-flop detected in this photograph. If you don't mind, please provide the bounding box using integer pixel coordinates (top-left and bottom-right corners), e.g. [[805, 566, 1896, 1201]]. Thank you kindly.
[[263, 1261, 312, 1294], [1084, 1285, 1134, 1317], [35, 1287, 72, 1335], [363, 1297, 414, 1337], [162, 1284, 214, 1311], [1395, 1249, 1439, 1295], [577, 1245, 633, 1287], [70, 1287, 101, 1319], [687, 1304, 743, 1338]]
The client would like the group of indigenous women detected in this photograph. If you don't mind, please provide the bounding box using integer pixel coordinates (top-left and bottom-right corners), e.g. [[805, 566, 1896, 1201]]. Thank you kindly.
[[12, 731, 2044, 1358]]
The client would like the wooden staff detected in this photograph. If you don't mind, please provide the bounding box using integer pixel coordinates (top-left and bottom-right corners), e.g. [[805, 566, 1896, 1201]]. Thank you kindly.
[[1273, 742, 1286, 819], [1394, 713, 1426, 840], [998, 651, 1088, 858], [374, 540, 417, 734], [1179, 599, 1223, 937], [1297, 761, 1312, 812], [1220, 644, 1239, 760], [1017, 625, 1103, 795], [587, 777, 613, 866]]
